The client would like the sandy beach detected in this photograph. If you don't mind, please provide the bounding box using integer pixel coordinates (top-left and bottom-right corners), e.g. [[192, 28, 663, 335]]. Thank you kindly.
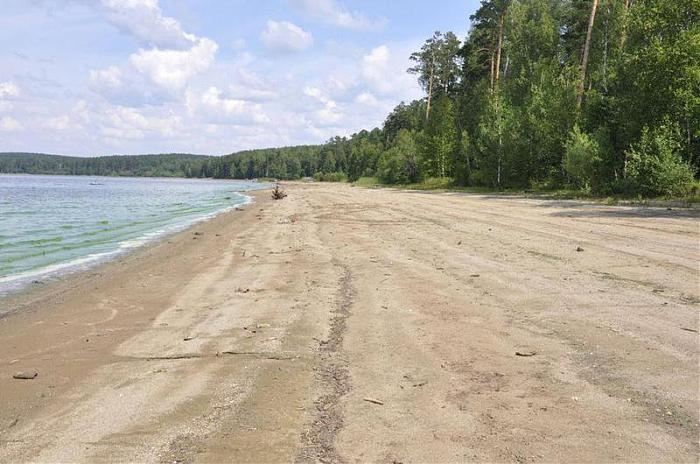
[[0, 183, 698, 463]]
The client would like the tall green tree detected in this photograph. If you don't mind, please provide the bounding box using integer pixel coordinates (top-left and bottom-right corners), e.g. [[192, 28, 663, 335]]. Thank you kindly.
[[409, 31, 463, 119], [419, 95, 458, 177]]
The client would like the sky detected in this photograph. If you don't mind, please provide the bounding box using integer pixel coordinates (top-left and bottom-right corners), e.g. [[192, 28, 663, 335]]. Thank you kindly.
[[0, 0, 479, 156]]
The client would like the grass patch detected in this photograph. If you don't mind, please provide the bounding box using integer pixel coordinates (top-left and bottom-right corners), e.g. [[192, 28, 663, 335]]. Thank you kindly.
[[351, 176, 700, 207], [314, 172, 348, 182], [395, 177, 454, 190], [353, 176, 380, 187]]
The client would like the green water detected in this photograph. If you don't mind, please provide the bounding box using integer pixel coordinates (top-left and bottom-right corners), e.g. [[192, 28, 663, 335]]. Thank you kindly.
[[0, 174, 265, 295]]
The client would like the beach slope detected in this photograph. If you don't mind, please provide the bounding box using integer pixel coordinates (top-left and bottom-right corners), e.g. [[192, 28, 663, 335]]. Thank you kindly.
[[0, 183, 698, 463]]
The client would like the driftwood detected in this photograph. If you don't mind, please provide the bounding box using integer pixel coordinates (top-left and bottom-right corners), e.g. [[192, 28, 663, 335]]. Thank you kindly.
[[272, 184, 287, 200]]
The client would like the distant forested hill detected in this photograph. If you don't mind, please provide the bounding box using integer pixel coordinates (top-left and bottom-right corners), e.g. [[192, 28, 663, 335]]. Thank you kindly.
[[0, 146, 334, 180], [0, 152, 213, 178]]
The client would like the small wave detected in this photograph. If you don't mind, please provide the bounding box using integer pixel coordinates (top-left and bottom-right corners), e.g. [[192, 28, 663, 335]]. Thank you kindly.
[[0, 192, 254, 297]]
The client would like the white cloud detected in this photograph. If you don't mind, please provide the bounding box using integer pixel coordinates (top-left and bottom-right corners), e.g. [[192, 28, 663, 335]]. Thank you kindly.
[[0, 116, 23, 132], [90, 66, 122, 88], [130, 37, 218, 90], [361, 44, 419, 99], [43, 115, 73, 131], [0, 82, 20, 98], [361, 45, 392, 93], [101, 105, 183, 140], [355, 91, 379, 106], [6, 3, 422, 155], [42, 101, 90, 131], [228, 85, 278, 103], [186, 87, 269, 125], [303, 86, 323, 100], [98, 0, 192, 49], [289, 0, 386, 30], [304, 86, 342, 126], [261, 20, 313, 53]]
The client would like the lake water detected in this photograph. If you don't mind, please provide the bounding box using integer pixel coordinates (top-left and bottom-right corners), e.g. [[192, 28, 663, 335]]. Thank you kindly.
[[0, 174, 265, 296]]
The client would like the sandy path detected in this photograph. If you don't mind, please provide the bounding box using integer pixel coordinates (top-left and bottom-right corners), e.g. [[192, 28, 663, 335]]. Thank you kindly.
[[0, 183, 698, 463]]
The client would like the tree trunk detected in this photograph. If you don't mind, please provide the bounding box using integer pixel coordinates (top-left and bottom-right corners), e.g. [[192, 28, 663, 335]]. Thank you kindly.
[[426, 60, 435, 120], [602, 3, 609, 91], [577, 0, 599, 109], [494, 11, 505, 89], [489, 48, 496, 92], [620, 0, 632, 49]]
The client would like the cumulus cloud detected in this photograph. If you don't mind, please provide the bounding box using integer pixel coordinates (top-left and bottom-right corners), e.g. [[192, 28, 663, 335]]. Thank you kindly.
[[186, 87, 269, 125], [361, 45, 392, 93], [7, 1, 424, 155], [361, 44, 419, 99], [303, 85, 342, 126], [101, 105, 183, 140], [289, 0, 386, 30], [87, 0, 219, 98], [261, 20, 313, 53], [98, 0, 193, 49], [130, 37, 218, 91]]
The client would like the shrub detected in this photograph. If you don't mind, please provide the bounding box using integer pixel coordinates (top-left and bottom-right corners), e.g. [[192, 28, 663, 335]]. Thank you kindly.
[[353, 176, 380, 187], [376, 129, 421, 184], [563, 126, 601, 190], [625, 123, 695, 197], [313, 171, 348, 182]]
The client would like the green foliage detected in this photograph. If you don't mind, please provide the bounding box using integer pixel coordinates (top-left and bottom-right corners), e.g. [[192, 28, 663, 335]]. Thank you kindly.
[[615, 0, 700, 169], [313, 171, 348, 182], [4, 0, 697, 200], [471, 92, 512, 187], [400, 177, 453, 190], [419, 95, 457, 178], [409, 31, 463, 99], [564, 126, 601, 189], [0, 153, 211, 177], [353, 176, 380, 187], [377, 130, 420, 184], [382, 101, 425, 147], [624, 123, 695, 197]]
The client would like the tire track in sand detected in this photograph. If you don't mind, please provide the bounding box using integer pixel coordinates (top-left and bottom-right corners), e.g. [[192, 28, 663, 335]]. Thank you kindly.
[[297, 259, 354, 464]]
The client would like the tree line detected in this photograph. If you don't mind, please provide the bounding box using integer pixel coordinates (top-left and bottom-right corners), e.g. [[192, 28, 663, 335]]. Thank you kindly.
[[213, 0, 698, 197], [0, 153, 211, 178], [3, 0, 697, 197]]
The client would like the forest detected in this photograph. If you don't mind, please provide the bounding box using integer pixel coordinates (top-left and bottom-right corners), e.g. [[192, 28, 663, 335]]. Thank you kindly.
[[212, 0, 699, 197], [2, 0, 697, 198], [0, 153, 211, 178]]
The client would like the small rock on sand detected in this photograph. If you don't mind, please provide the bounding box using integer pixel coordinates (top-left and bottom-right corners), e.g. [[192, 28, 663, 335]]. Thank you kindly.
[[13, 371, 38, 380]]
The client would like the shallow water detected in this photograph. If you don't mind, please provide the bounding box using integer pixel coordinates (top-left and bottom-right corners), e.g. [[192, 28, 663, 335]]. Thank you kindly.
[[0, 174, 265, 295]]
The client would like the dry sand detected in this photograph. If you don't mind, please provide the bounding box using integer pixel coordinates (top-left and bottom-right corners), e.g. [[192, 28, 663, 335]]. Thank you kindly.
[[0, 183, 698, 463]]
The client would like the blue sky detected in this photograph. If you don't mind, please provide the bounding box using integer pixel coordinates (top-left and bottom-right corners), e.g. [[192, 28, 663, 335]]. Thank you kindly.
[[1, 0, 479, 156]]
